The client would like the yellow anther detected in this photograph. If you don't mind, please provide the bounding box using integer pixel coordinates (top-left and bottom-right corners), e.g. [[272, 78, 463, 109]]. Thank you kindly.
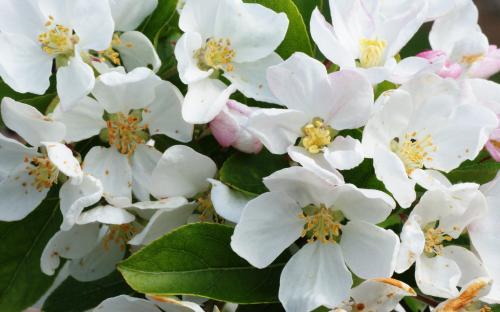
[[300, 204, 343, 244], [97, 33, 122, 65], [196, 193, 224, 224], [461, 53, 484, 65], [196, 38, 236, 72], [25, 155, 59, 192], [359, 38, 387, 68], [300, 118, 335, 154], [424, 226, 452, 256], [106, 112, 148, 157], [391, 132, 437, 175], [103, 223, 140, 251], [38, 19, 79, 56]]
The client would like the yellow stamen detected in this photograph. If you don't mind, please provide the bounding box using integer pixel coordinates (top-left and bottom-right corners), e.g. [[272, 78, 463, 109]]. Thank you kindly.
[[461, 53, 484, 65], [97, 33, 122, 65], [38, 17, 79, 56], [196, 193, 224, 224], [106, 112, 148, 157], [25, 155, 59, 192], [300, 118, 336, 154], [103, 223, 140, 251], [300, 204, 343, 243], [359, 38, 387, 68], [424, 226, 452, 256], [391, 132, 437, 175], [196, 38, 236, 72]]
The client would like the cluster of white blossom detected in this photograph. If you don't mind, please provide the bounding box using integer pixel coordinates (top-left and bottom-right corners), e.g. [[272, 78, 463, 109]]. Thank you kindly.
[[0, 0, 500, 311]]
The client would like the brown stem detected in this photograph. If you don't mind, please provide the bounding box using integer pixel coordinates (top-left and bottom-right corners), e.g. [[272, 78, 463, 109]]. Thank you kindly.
[[415, 293, 439, 307]]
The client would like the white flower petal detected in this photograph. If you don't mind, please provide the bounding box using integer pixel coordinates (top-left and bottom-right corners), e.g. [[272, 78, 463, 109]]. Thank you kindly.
[[92, 67, 161, 113], [83, 147, 132, 204], [129, 204, 195, 246], [150, 145, 217, 199], [131, 197, 189, 210], [52, 96, 106, 143], [142, 81, 193, 142], [0, 133, 38, 175], [41, 223, 100, 275], [209, 179, 253, 223], [442, 245, 489, 287], [396, 215, 425, 273], [0, 0, 45, 38], [247, 109, 307, 154], [59, 174, 104, 230], [213, 1, 288, 63], [332, 184, 395, 224], [77, 205, 135, 225], [109, 0, 158, 31], [373, 147, 416, 208], [415, 255, 460, 298], [341, 220, 400, 279], [0, 166, 49, 221], [69, 232, 125, 282], [279, 242, 352, 312], [175, 32, 213, 84], [231, 192, 304, 268], [94, 295, 162, 312], [43, 142, 82, 181], [182, 79, 235, 124], [178, 0, 219, 39], [115, 31, 161, 73], [0, 32, 52, 95], [223, 52, 282, 103], [323, 136, 364, 170], [1, 97, 65, 147], [130, 144, 162, 201], [351, 279, 416, 312], [57, 53, 95, 111], [309, 8, 355, 68]]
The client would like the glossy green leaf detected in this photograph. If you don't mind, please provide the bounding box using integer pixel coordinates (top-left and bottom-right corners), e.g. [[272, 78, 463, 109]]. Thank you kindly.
[[245, 0, 313, 58], [141, 0, 178, 43], [119, 223, 286, 304], [292, 0, 322, 31], [43, 271, 134, 312], [0, 199, 61, 312], [219, 150, 289, 195], [447, 160, 500, 185], [341, 158, 387, 192]]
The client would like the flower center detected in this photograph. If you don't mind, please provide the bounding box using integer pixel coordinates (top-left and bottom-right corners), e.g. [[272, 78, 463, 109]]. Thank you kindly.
[[196, 192, 225, 223], [25, 155, 59, 192], [105, 112, 148, 157], [423, 226, 452, 256], [491, 139, 500, 149], [391, 132, 437, 175], [300, 118, 336, 154], [196, 38, 236, 72], [461, 53, 484, 65], [38, 16, 79, 57], [96, 34, 122, 65], [103, 223, 141, 251], [300, 204, 344, 243], [359, 38, 387, 68]]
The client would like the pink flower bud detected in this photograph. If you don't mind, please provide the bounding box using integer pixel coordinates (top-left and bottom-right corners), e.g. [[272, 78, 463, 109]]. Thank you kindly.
[[417, 50, 462, 79], [210, 100, 263, 154]]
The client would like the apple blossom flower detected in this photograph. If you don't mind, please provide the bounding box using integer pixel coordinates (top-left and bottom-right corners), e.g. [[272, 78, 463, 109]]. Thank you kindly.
[[362, 73, 498, 207], [396, 171, 489, 298], [175, 0, 289, 123], [468, 172, 500, 304], [209, 100, 262, 154], [416, 50, 463, 79], [231, 165, 399, 312], [248, 52, 373, 171], [0, 98, 102, 221], [52, 68, 193, 204], [0, 0, 114, 110], [426, 0, 493, 79], [310, 0, 433, 84]]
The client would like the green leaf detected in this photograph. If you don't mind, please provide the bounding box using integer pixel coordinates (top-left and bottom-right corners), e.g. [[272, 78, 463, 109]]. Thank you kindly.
[[237, 303, 285, 312], [403, 297, 427, 312], [0, 199, 61, 312], [245, 0, 313, 58], [292, 0, 322, 31], [219, 150, 289, 195], [43, 271, 134, 312], [141, 0, 178, 43], [445, 150, 500, 185], [119, 223, 286, 304], [341, 158, 387, 192]]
